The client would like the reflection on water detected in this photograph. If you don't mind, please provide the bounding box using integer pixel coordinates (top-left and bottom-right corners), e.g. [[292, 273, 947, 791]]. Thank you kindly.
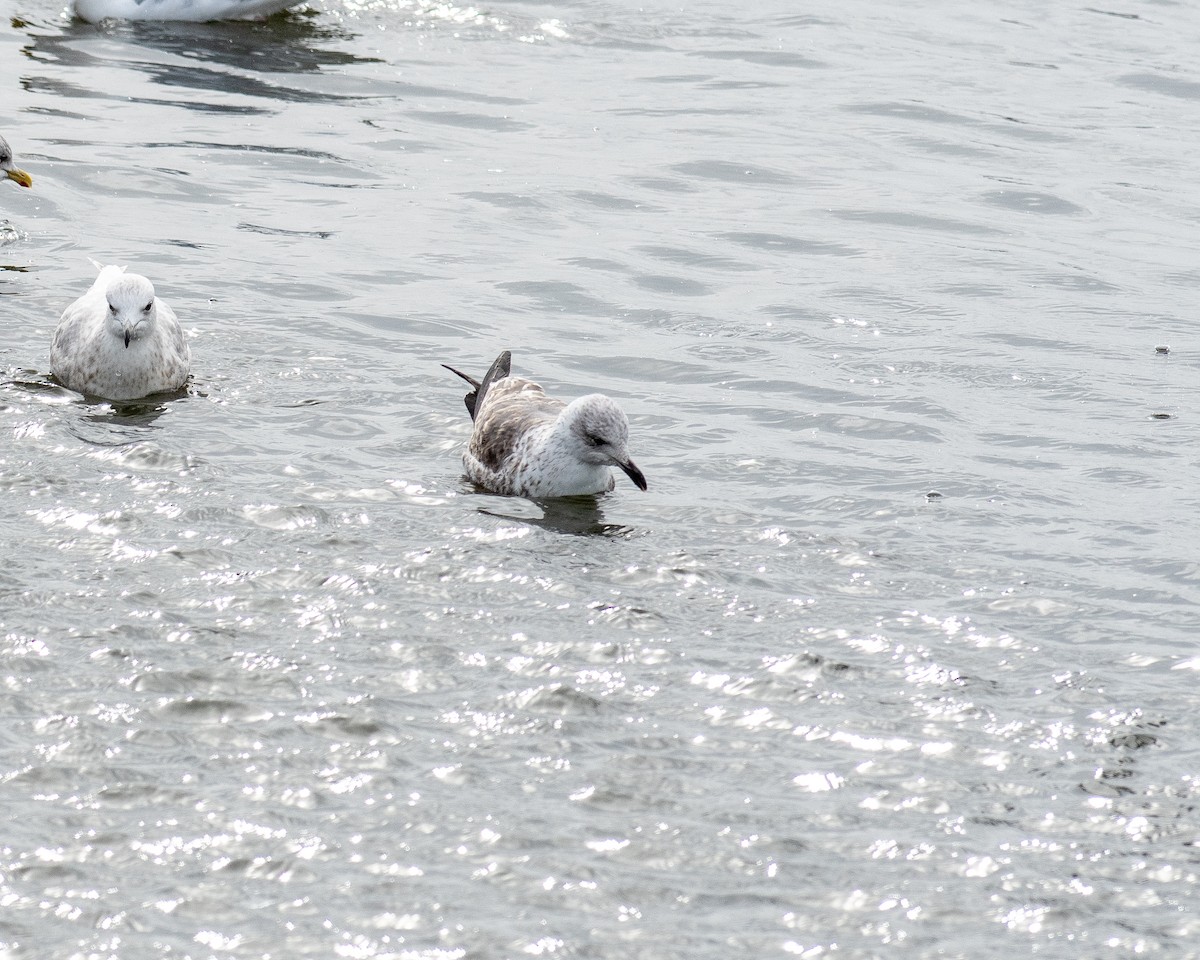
[[127, 15, 377, 74], [3, 370, 189, 426], [20, 13, 379, 108], [22, 72, 274, 114], [478, 495, 636, 538], [84, 392, 185, 422]]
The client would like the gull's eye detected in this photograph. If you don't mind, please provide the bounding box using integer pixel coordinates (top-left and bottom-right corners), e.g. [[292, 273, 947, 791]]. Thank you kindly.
[[143, 302, 153, 312], [108, 304, 118, 314], [585, 433, 605, 447]]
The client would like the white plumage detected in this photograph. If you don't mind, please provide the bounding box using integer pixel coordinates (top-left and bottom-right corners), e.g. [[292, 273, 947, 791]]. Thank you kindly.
[[51, 262, 191, 401]]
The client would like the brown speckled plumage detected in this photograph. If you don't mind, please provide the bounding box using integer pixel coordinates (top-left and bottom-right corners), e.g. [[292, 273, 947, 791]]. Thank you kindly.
[[444, 351, 647, 498]]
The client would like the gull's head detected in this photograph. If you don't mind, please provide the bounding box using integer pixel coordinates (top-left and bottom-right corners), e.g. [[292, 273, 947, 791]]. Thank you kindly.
[[566, 394, 648, 491], [0, 135, 32, 189], [104, 274, 157, 349]]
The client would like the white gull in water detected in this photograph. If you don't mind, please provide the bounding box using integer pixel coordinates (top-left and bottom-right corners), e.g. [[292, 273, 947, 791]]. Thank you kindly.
[[0, 135, 33, 189], [51, 262, 191, 401], [443, 350, 648, 498], [71, 0, 302, 21]]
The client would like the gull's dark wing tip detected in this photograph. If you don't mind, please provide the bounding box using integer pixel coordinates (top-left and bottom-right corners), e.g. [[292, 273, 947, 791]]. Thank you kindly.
[[473, 350, 513, 420], [443, 363, 482, 420]]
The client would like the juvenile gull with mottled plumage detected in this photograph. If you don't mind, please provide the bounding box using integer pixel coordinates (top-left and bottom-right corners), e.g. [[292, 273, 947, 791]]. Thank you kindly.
[[444, 351, 648, 498], [51, 262, 191, 401]]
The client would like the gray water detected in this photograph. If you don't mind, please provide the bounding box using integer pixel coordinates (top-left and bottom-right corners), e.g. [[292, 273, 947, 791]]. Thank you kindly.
[[1, 0, 1198, 956]]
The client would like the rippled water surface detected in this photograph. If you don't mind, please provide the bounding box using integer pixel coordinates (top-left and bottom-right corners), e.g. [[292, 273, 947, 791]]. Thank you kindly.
[[2, 0, 1199, 956]]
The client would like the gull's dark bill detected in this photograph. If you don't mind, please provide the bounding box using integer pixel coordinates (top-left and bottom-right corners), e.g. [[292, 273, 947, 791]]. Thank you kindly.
[[618, 459, 648, 491]]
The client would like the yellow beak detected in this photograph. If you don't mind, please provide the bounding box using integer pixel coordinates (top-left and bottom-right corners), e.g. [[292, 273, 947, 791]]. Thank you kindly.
[[5, 167, 32, 188]]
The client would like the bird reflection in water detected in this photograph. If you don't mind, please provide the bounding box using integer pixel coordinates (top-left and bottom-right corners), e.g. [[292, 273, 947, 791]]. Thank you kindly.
[[477, 495, 637, 539]]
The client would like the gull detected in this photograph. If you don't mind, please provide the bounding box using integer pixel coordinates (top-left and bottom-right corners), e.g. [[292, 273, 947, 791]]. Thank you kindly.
[[51, 262, 191, 401], [443, 350, 648, 498], [0, 135, 32, 189], [71, 0, 304, 21]]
